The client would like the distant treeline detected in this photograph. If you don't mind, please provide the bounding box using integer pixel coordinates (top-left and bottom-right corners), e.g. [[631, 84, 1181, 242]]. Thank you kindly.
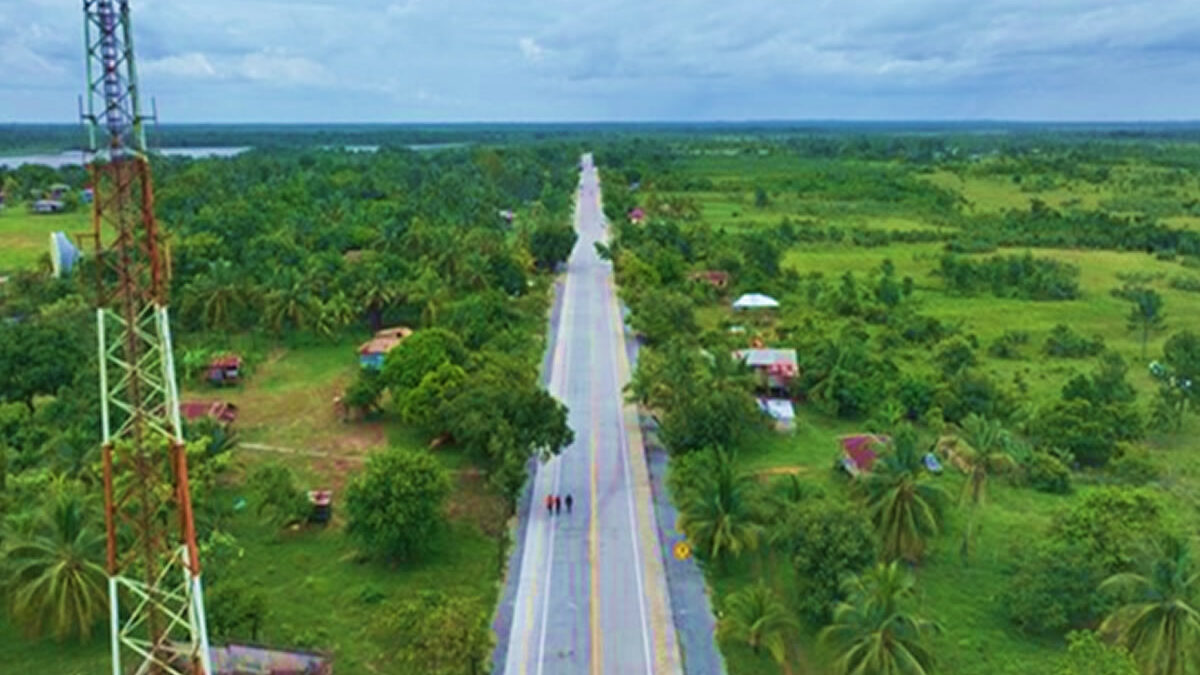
[[8, 121, 1200, 157]]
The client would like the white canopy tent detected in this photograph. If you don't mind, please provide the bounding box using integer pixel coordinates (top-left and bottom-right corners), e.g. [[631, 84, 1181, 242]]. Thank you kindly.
[[732, 293, 779, 310]]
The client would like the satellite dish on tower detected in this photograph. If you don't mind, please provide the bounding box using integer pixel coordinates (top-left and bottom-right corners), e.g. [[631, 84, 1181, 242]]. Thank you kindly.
[[50, 231, 81, 277]]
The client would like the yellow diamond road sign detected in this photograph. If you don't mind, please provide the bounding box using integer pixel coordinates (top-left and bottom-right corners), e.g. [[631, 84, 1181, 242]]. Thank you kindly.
[[673, 540, 691, 560]]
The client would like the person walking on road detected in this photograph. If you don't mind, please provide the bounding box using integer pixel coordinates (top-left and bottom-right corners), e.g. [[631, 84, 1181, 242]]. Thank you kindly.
[[565, 494, 573, 514], [554, 496, 562, 515], [546, 494, 555, 516]]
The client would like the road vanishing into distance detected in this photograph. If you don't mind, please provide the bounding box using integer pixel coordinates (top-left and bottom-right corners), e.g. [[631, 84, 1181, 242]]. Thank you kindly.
[[502, 155, 683, 675]]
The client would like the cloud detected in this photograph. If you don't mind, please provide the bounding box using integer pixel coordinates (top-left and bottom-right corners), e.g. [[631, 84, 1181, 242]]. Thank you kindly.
[[6, 0, 1200, 121], [386, 1, 422, 17], [519, 37, 545, 62], [236, 49, 330, 85], [141, 52, 219, 79], [0, 42, 63, 81]]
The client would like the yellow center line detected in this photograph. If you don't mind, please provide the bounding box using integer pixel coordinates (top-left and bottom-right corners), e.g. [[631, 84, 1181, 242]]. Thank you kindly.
[[587, 163, 604, 675], [589, 416, 602, 675]]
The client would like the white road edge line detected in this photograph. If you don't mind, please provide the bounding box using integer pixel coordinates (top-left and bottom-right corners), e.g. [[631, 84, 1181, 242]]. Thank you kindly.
[[535, 454, 564, 675], [600, 177, 655, 673], [534, 168, 583, 674]]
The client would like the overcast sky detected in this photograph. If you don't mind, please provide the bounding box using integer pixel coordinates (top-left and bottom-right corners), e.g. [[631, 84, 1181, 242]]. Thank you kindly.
[[3, 0, 1199, 123]]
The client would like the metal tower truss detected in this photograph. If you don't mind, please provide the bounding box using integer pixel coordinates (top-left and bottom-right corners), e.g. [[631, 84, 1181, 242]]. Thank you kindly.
[[82, 2, 212, 674]]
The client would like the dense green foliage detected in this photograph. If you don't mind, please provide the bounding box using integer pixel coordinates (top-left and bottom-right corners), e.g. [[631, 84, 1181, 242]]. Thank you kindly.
[[345, 447, 452, 562], [609, 129, 1200, 674], [819, 561, 939, 675], [0, 138, 582, 670], [374, 590, 491, 675]]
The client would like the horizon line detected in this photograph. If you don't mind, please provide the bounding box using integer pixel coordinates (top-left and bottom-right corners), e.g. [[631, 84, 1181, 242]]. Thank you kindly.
[[5, 118, 1200, 127]]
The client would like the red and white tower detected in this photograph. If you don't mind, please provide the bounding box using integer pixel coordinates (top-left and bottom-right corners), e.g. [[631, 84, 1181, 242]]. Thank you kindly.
[[82, 2, 212, 673]]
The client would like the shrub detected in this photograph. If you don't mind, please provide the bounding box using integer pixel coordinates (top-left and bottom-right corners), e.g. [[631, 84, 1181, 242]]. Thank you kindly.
[[373, 591, 491, 675], [1005, 487, 1162, 634], [1043, 324, 1105, 358], [1030, 399, 1143, 467], [345, 448, 452, 562], [987, 330, 1030, 359], [1168, 275, 1200, 293], [1005, 537, 1109, 634], [1027, 453, 1072, 494], [937, 372, 1017, 423], [249, 464, 310, 528], [934, 337, 977, 376], [206, 581, 268, 642], [1108, 446, 1161, 486], [773, 499, 875, 624], [938, 251, 1081, 300]]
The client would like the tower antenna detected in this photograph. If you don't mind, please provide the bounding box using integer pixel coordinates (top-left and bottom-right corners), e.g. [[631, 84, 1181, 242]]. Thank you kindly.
[[81, 2, 212, 673]]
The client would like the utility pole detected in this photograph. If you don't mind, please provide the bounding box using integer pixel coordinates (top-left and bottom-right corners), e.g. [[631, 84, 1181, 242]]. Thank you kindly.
[[81, 2, 212, 673]]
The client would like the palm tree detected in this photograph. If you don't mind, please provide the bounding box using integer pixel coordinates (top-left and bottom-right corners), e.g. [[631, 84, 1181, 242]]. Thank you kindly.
[[263, 277, 317, 334], [1100, 536, 1200, 675], [955, 414, 1017, 562], [820, 561, 939, 675], [179, 261, 260, 332], [352, 270, 400, 332], [316, 291, 357, 338], [859, 426, 948, 562], [719, 582, 797, 664], [2, 483, 107, 641], [677, 448, 764, 567]]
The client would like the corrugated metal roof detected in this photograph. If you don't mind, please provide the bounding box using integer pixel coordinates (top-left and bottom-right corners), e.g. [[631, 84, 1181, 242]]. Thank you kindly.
[[733, 348, 798, 368]]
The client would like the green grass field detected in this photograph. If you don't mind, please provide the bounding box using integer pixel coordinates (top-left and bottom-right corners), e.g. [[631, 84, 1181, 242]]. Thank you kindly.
[[1, 338, 507, 675], [0, 203, 90, 271], [663, 151, 1200, 674]]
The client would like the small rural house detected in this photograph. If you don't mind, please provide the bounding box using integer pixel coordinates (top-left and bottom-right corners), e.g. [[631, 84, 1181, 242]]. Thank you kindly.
[[688, 270, 730, 290], [733, 348, 798, 390], [839, 434, 887, 477], [359, 326, 413, 369], [207, 355, 242, 385], [180, 400, 239, 425], [732, 293, 779, 310], [757, 397, 796, 431], [207, 643, 332, 675], [32, 199, 65, 214], [629, 207, 646, 224]]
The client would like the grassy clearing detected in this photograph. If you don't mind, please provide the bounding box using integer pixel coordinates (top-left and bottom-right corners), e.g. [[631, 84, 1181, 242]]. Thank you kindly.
[[3, 338, 507, 675], [666, 151, 1200, 674], [0, 204, 90, 271]]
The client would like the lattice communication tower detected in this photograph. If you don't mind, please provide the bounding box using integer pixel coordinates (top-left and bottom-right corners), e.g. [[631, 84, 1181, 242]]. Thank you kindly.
[[81, 1, 213, 673]]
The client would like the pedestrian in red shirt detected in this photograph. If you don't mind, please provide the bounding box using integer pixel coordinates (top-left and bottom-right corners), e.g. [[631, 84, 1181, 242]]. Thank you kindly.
[[546, 494, 554, 515]]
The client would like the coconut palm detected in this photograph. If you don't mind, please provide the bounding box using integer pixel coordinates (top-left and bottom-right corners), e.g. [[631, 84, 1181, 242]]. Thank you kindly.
[[316, 291, 357, 338], [955, 414, 1017, 562], [1100, 536, 1200, 675], [2, 484, 107, 641], [820, 561, 939, 675], [859, 425, 948, 562], [719, 582, 797, 664], [262, 277, 317, 334], [352, 269, 401, 332], [179, 261, 260, 332], [677, 448, 764, 566], [956, 414, 1017, 508]]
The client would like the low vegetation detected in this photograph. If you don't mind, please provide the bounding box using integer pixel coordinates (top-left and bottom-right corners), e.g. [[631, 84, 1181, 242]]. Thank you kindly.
[[602, 129, 1200, 674], [0, 136, 579, 673]]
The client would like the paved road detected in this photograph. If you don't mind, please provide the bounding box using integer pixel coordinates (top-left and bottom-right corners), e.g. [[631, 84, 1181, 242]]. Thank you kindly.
[[502, 155, 682, 675]]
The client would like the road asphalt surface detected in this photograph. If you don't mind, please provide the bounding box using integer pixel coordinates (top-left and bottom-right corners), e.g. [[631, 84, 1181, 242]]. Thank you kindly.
[[501, 155, 682, 675]]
